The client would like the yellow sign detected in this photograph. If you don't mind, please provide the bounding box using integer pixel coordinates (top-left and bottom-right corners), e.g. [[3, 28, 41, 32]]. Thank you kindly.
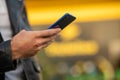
[[45, 40, 99, 57], [25, 0, 120, 26]]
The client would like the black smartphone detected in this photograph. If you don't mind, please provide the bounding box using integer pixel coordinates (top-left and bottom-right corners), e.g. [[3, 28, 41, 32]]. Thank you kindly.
[[48, 13, 76, 29]]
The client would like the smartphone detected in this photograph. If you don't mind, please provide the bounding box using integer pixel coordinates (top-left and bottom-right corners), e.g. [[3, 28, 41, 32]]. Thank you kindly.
[[48, 13, 76, 29]]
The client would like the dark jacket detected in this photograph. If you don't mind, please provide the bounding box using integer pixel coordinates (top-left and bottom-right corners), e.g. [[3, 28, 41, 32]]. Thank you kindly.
[[0, 0, 40, 80]]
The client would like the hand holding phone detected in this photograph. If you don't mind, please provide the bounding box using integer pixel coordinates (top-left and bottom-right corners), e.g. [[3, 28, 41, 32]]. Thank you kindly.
[[48, 13, 76, 30]]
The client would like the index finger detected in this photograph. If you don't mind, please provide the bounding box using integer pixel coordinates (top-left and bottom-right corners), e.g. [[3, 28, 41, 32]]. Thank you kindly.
[[35, 28, 61, 37]]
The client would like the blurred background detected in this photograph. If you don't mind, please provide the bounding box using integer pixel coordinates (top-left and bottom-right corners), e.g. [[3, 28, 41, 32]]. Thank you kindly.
[[25, 0, 120, 80]]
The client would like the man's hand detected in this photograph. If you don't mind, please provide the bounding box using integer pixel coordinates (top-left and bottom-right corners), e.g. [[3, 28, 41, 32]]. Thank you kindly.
[[11, 28, 61, 60]]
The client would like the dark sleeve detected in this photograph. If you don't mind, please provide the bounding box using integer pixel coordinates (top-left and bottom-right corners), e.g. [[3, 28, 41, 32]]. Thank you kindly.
[[0, 40, 16, 72]]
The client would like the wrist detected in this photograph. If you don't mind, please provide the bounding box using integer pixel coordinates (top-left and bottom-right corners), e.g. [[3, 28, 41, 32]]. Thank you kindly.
[[11, 39, 21, 60]]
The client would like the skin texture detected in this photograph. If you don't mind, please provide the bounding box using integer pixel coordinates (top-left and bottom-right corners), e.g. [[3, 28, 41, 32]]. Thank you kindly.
[[11, 28, 61, 60]]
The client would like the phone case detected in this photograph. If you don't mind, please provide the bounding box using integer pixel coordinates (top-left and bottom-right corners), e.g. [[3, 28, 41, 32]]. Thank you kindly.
[[48, 13, 76, 29]]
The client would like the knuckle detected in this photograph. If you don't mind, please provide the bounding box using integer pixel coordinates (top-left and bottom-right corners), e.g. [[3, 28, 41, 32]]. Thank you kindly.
[[33, 40, 40, 47]]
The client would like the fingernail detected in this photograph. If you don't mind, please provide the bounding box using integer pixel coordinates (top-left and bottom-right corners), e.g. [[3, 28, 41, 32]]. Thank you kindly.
[[58, 28, 61, 31]]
